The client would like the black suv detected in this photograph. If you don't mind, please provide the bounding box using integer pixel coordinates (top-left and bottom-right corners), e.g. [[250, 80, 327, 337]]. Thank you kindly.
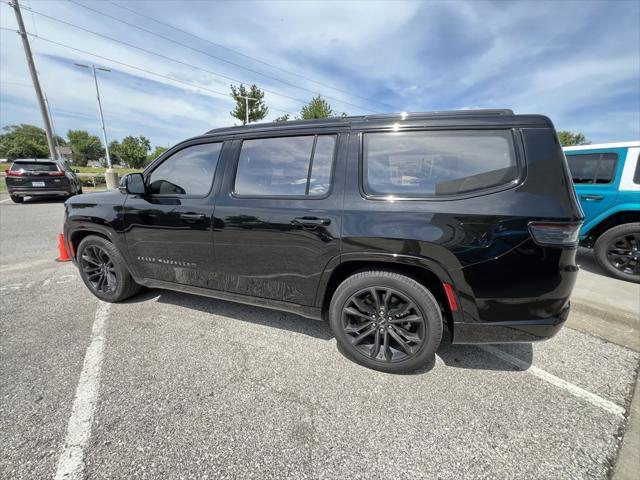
[[64, 110, 583, 372], [5, 159, 82, 203]]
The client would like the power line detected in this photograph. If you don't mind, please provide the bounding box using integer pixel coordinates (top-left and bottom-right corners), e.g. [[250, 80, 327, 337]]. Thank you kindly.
[[66, 0, 380, 113], [106, 0, 395, 111], [0, 26, 294, 115], [20, 6, 323, 114]]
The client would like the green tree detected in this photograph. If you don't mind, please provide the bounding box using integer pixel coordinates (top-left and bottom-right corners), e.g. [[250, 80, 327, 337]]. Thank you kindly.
[[0, 124, 51, 160], [300, 95, 333, 120], [274, 114, 290, 123], [67, 130, 104, 166], [230, 83, 269, 125], [115, 135, 151, 169], [558, 131, 588, 147], [108, 140, 121, 165], [147, 145, 167, 165]]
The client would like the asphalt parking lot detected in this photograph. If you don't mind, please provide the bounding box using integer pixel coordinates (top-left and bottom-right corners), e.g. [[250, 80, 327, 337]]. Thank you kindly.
[[1, 194, 639, 480]]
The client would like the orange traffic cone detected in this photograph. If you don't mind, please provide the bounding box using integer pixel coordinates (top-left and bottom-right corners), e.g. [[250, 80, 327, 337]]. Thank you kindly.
[[56, 233, 71, 262]]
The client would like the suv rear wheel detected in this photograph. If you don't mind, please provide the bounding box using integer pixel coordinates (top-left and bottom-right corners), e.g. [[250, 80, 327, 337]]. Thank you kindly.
[[594, 222, 640, 283], [77, 235, 141, 302], [9, 195, 23, 204], [329, 270, 443, 373]]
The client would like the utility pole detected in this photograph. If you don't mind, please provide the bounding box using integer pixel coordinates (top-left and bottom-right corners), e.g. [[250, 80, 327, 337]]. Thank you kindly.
[[44, 93, 60, 158], [237, 95, 257, 125], [75, 63, 118, 189], [11, 0, 57, 160]]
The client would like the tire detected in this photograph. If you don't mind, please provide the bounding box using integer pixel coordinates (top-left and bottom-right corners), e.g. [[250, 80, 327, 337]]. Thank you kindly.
[[77, 235, 141, 302], [594, 223, 640, 283], [78, 186, 84, 194], [329, 270, 443, 373], [9, 195, 23, 204]]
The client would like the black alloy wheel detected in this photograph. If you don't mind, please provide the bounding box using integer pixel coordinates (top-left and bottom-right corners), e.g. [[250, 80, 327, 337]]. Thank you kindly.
[[80, 245, 118, 295], [606, 232, 640, 276], [342, 287, 426, 362]]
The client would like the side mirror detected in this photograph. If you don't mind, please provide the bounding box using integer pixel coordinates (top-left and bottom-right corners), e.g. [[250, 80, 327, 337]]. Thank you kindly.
[[119, 173, 146, 195]]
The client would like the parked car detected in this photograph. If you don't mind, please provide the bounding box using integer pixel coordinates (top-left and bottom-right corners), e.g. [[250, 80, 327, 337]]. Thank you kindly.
[[564, 142, 639, 282], [5, 158, 82, 203], [64, 110, 583, 372]]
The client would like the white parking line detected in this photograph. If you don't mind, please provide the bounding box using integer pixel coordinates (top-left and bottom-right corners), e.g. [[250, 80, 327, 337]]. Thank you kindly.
[[480, 344, 626, 417], [0, 198, 11, 203], [54, 301, 110, 480]]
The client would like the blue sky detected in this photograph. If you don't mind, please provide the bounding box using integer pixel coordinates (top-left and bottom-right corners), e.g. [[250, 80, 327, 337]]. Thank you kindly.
[[1, 0, 639, 148]]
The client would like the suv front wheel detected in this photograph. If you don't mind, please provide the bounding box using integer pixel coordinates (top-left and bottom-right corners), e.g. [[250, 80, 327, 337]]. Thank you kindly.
[[329, 270, 443, 373], [77, 235, 141, 302], [594, 222, 640, 283]]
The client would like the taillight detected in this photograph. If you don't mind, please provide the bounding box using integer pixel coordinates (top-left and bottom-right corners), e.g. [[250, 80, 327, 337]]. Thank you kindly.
[[528, 222, 582, 247], [49, 170, 65, 176], [6, 168, 23, 176]]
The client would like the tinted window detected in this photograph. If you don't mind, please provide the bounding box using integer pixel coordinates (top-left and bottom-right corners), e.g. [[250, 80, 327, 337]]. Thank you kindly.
[[566, 153, 618, 184], [308, 135, 335, 196], [147, 143, 221, 195], [235, 135, 336, 196], [633, 153, 640, 185], [11, 162, 57, 172], [363, 130, 517, 197]]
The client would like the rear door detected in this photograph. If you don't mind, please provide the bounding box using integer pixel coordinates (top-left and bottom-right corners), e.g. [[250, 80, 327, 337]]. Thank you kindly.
[[123, 140, 227, 288], [565, 148, 625, 232], [212, 130, 347, 306]]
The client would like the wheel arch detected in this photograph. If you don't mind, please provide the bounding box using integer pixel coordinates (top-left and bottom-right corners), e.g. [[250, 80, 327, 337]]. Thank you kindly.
[[317, 254, 457, 337], [582, 209, 640, 246]]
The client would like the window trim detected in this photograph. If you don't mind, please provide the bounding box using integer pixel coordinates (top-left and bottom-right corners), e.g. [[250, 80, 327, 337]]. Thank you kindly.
[[143, 139, 225, 199], [565, 152, 619, 185], [358, 127, 524, 202], [231, 133, 338, 200]]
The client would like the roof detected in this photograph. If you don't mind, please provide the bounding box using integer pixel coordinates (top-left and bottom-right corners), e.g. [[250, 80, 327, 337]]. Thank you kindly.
[[563, 141, 640, 151], [202, 109, 551, 137]]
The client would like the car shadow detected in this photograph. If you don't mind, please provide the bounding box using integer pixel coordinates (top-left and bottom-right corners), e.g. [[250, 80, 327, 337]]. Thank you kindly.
[[125, 288, 534, 374], [576, 247, 609, 276]]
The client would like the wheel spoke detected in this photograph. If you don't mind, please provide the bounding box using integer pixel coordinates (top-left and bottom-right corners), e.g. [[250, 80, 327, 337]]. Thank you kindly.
[[382, 290, 392, 310], [351, 325, 377, 346], [82, 255, 101, 267], [344, 320, 374, 334], [369, 288, 381, 310], [388, 328, 415, 355], [344, 307, 372, 320], [389, 314, 423, 324], [370, 329, 381, 358], [392, 325, 421, 343], [382, 329, 392, 361], [351, 297, 373, 315]]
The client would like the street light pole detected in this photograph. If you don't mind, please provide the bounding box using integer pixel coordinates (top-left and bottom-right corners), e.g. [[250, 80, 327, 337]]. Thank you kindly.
[[11, 0, 57, 160], [75, 63, 118, 189], [237, 95, 257, 125]]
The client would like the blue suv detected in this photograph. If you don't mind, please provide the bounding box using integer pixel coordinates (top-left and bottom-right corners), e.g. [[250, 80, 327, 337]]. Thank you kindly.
[[564, 142, 640, 282]]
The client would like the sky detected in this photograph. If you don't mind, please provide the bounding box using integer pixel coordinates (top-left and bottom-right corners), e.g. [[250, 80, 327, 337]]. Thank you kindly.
[[0, 0, 639, 149]]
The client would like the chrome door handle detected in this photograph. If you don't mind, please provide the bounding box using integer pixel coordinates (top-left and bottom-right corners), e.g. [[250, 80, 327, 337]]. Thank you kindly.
[[291, 216, 331, 227], [180, 213, 206, 223], [580, 195, 604, 201]]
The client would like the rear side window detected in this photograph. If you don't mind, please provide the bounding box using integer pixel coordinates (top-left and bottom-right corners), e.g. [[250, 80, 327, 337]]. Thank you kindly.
[[633, 153, 640, 184], [363, 130, 517, 197], [234, 135, 336, 197], [147, 143, 221, 196], [566, 153, 618, 184], [11, 162, 58, 172]]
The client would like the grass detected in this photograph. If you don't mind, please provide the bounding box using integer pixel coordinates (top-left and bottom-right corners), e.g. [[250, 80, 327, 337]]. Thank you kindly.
[[0, 162, 141, 175]]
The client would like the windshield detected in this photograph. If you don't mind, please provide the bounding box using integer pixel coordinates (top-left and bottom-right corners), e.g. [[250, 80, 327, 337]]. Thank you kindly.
[[10, 162, 59, 172]]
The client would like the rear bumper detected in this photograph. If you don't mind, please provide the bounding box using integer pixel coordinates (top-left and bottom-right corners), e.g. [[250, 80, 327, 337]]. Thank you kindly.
[[8, 188, 72, 196], [452, 303, 570, 343]]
